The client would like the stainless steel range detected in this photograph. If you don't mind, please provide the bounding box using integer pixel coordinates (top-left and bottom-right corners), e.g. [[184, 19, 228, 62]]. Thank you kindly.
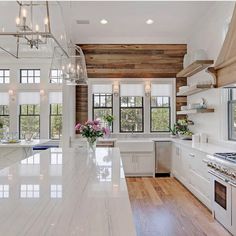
[[205, 153, 236, 235]]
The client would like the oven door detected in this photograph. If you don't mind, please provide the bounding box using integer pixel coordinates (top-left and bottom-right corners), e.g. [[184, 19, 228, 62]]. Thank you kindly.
[[209, 170, 232, 230]]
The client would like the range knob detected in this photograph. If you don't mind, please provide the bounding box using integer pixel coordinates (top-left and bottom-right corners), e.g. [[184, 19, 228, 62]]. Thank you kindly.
[[207, 162, 213, 167], [231, 172, 236, 178]]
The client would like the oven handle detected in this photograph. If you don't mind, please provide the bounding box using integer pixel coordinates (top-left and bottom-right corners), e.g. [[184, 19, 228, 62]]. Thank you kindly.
[[208, 170, 230, 183]]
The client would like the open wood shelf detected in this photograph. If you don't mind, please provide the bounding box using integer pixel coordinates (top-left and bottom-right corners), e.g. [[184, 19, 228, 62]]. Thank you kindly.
[[177, 108, 214, 115], [176, 60, 214, 78], [177, 84, 216, 96]]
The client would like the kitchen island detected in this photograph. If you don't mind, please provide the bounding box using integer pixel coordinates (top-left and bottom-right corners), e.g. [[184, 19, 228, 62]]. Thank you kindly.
[[0, 139, 50, 170], [0, 147, 136, 236]]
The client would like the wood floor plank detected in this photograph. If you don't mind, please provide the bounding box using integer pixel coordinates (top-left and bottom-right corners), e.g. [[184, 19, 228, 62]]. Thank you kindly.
[[126, 177, 231, 236]]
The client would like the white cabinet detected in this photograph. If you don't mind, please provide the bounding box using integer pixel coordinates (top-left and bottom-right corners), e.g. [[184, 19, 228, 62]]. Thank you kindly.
[[120, 152, 154, 176], [135, 152, 154, 175], [171, 143, 181, 179], [117, 141, 154, 177], [121, 153, 134, 174], [172, 144, 211, 209]]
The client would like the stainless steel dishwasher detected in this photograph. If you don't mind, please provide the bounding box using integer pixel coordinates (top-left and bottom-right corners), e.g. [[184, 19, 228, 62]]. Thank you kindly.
[[155, 141, 172, 177]]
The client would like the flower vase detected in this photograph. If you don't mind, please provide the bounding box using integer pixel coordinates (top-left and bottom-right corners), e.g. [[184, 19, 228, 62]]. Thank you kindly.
[[87, 137, 97, 152], [105, 123, 112, 139]]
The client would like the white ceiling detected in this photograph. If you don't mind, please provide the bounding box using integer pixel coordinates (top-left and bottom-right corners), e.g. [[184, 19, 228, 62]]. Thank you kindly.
[[60, 1, 216, 44], [0, 1, 232, 58]]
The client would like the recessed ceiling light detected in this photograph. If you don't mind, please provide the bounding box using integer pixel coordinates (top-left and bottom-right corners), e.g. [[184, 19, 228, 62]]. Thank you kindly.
[[146, 19, 154, 25], [100, 19, 108, 25]]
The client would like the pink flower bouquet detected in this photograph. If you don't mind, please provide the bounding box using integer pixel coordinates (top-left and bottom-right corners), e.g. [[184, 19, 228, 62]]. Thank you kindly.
[[75, 120, 110, 148]]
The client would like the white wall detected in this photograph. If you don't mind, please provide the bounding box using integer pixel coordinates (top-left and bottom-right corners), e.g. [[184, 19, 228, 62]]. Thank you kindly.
[[0, 57, 62, 139], [186, 2, 235, 142]]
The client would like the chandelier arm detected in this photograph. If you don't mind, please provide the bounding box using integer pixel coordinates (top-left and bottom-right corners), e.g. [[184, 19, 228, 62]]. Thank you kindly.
[[51, 35, 69, 58], [0, 46, 17, 58], [16, 1, 22, 7], [46, 1, 51, 33], [16, 3, 22, 58], [0, 32, 50, 36]]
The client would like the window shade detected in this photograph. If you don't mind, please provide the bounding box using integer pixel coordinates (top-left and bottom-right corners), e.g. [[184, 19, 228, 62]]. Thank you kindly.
[[120, 84, 144, 96], [0, 92, 9, 105], [151, 84, 172, 96], [92, 84, 113, 94], [49, 92, 62, 104], [18, 92, 40, 105]]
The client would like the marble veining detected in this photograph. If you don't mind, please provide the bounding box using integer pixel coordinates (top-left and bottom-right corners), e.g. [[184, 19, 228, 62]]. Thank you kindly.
[[0, 147, 136, 236]]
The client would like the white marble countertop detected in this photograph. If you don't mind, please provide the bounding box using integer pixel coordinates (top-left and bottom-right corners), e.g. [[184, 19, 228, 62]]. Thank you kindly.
[[0, 139, 49, 147], [115, 137, 236, 154], [0, 147, 136, 236], [171, 138, 236, 155]]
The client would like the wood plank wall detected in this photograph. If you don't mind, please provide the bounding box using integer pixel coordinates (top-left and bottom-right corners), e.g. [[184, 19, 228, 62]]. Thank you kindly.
[[75, 85, 88, 126], [75, 44, 187, 124]]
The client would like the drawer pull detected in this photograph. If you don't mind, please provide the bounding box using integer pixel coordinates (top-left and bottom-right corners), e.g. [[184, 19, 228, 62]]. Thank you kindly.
[[189, 153, 195, 157]]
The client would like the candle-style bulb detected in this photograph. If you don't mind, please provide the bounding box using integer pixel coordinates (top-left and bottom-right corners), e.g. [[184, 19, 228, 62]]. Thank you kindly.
[[22, 8, 27, 18], [44, 17, 48, 25], [16, 17, 20, 26], [35, 24, 39, 32]]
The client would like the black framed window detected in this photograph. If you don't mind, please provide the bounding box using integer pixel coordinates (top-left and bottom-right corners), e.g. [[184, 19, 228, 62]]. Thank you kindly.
[[120, 96, 143, 132], [0, 69, 10, 83], [50, 69, 62, 84], [20, 69, 40, 84], [0, 105, 9, 132], [19, 104, 40, 139], [228, 88, 236, 140], [150, 96, 171, 132], [93, 93, 113, 129], [50, 104, 62, 140]]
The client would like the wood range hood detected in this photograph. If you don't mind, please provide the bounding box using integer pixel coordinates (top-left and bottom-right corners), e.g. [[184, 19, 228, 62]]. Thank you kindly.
[[208, 5, 236, 87]]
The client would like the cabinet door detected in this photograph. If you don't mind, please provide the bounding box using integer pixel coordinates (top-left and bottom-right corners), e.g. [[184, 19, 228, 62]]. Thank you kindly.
[[171, 144, 181, 178], [135, 152, 154, 176], [179, 146, 194, 188], [189, 169, 211, 209], [120, 153, 134, 175]]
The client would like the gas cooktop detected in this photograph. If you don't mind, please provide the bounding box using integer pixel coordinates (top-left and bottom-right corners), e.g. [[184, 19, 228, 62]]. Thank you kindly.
[[214, 152, 236, 163]]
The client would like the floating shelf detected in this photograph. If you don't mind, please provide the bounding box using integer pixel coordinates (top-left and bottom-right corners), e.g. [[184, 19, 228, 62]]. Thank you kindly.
[[177, 108, 214, 115], [177, 84, 216, 96], [177, 60, 214, 78]]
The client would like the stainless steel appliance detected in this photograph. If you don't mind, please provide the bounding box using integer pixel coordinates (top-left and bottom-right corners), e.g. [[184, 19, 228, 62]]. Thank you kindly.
[[155, 141, 171, 177], [205, 153, 236, 235]]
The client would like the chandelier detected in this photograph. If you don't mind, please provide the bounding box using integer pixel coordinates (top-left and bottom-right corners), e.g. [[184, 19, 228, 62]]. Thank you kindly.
[[0, 1, 68, 58], [50, 44, 88, 85]]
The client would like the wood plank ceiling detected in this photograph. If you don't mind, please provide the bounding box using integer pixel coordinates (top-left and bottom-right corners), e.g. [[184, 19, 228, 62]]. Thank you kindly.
[[76, 44, 187, 124]]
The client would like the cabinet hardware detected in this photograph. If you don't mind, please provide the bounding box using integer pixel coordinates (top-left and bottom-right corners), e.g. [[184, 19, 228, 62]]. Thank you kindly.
[[189, 153, 195, 157]]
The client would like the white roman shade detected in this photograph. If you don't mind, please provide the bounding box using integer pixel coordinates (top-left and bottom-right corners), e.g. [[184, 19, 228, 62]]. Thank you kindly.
[[120, 84, 144, 96], [0, 92, 9, 105], [49, 92, 62, 104], [92, 84, 112, 94], [151, 84, 172, 96], [18, 92, 40, 105]]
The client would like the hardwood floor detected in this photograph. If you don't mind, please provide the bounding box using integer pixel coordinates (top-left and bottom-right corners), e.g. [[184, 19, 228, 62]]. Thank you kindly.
[[126, 177, 231, 236]]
